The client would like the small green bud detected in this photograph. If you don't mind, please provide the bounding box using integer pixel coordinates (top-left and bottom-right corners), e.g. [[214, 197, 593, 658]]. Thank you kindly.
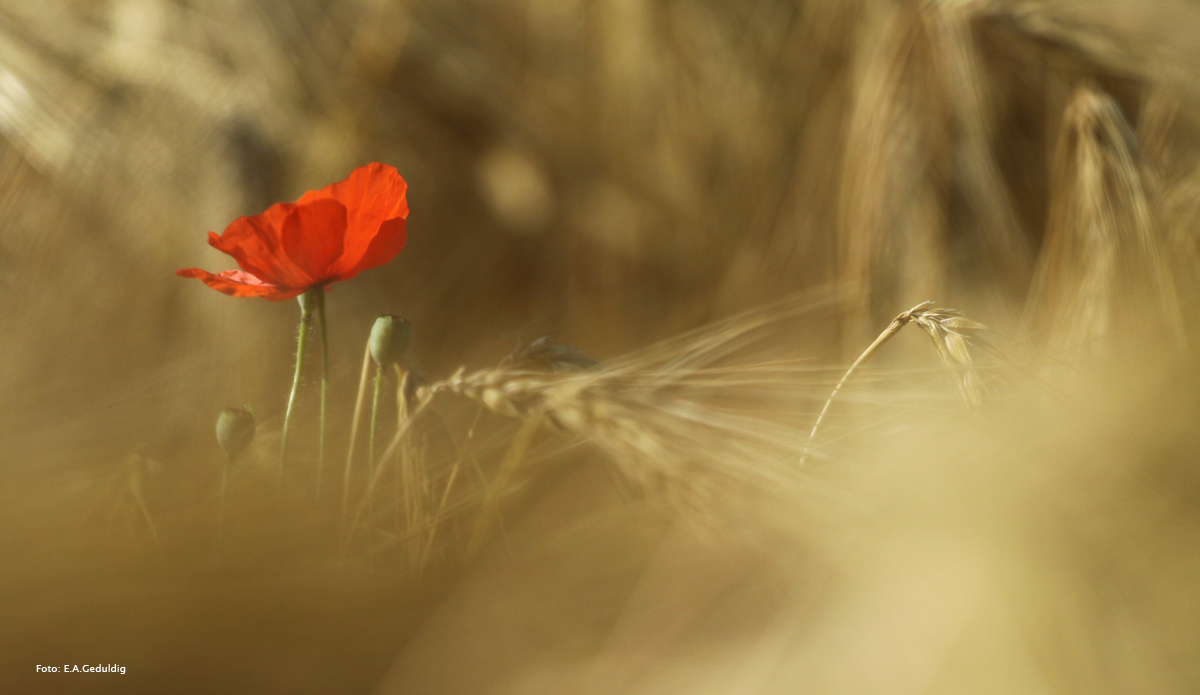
[[369, 315, 412, 367], [216, 406, 256, 458]]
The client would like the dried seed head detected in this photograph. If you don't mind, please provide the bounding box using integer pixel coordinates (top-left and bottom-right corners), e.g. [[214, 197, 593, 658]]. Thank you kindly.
[[216, 406, 256, 458], [370, 315, 412, 367], [903, 303, 989, 407]]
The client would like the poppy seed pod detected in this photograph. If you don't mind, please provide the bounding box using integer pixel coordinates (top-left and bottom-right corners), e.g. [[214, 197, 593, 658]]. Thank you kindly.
[[369, 315, 412, 367], [216, 406, 256, 457]]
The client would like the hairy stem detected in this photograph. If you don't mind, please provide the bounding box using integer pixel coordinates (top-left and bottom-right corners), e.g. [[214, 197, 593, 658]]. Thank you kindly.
[[315, 290, 329, 500], [280, 296, 315, 482]]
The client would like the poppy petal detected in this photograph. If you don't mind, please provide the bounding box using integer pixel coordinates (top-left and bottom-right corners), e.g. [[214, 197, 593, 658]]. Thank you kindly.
[[176, 268, 303, 301], [183, 163, 408, 300], [208, 201, 303, 287], [300, 163, 408, 277], [280, 198, 347, 285], [337, 216, 407, 282]]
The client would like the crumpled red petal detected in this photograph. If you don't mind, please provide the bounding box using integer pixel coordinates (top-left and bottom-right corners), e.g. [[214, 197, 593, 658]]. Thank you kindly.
[[299, 162, 409, 279], [175, 268, 303, 301], [207, 201, 311, 289], [339, 216, 407, 282]]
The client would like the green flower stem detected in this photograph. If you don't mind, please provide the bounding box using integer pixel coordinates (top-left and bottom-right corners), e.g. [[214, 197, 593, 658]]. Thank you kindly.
[[315, 289, 329, 500], [280, 293, 316, 482]]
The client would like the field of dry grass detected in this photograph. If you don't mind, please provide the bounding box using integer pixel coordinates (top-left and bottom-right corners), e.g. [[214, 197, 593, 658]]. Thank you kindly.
[[2, 1, 1200, 693]]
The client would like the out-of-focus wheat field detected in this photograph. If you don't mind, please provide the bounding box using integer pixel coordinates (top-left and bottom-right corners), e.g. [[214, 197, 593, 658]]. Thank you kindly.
[[3, 0, 1200, 693]]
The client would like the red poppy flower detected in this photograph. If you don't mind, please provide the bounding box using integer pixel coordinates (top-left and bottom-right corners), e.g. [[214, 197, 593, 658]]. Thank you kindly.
[[177, 162, 408, 301]]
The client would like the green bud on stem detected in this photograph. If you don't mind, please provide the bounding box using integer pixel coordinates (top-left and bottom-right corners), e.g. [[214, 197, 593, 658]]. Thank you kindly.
[[216, 406, 256, 458], [369, 315, 412, 367]]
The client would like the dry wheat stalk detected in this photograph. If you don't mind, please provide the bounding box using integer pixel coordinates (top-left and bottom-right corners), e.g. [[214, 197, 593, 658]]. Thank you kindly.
[[360, 301, 836, 515], [800, 300, 988, 466], [351, 296, 988, 559]]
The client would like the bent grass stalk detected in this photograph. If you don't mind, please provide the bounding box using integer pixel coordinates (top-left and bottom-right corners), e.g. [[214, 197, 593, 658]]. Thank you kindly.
[[394, 366, 407, 536], [369, 364, 385, 483], [366, 362, 385, 524], [800, 301, 986, 465], [344, 342, 373, 517]]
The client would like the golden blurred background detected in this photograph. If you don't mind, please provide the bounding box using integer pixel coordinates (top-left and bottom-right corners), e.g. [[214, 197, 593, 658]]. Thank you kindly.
[[2, 0, 1200, 693]]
